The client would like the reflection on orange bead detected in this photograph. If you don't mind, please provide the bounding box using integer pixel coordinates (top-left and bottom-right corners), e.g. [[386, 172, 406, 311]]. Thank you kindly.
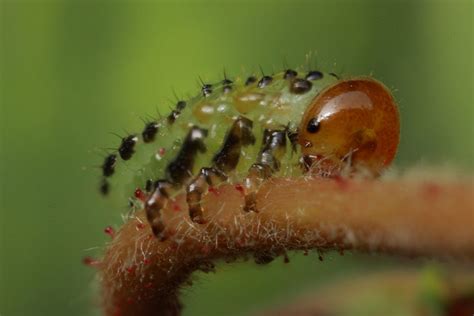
[[299, 78, 400, 175]]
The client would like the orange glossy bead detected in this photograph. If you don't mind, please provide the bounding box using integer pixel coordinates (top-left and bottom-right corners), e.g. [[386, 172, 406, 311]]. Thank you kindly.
[[299, 78, 400, 175]]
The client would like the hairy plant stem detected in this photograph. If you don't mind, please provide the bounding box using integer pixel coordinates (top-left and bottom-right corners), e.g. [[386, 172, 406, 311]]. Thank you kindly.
[[100, 175, 474, 316]]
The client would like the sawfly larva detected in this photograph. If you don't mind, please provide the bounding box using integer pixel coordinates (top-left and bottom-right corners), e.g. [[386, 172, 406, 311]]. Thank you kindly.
[[99, 67, 400, 240]]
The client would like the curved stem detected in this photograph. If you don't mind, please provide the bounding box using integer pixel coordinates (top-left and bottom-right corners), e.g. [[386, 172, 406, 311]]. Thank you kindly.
[[99, 175, 474, 316]]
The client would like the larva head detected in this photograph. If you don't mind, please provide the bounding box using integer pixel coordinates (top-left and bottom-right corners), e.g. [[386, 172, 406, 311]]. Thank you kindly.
[[299, 78, 400, 175]]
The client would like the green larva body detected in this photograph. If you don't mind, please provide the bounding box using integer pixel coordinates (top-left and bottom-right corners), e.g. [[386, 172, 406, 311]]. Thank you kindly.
[[102, 69, 338, 205], [99, 60, 402, 239]]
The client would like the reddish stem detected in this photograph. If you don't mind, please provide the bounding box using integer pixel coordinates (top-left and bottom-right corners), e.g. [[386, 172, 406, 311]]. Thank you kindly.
[[99, 175, 474, 316]]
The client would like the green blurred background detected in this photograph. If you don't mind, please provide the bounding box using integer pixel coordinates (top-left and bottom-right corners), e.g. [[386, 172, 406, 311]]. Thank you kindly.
[[1, 0, 472, 315]]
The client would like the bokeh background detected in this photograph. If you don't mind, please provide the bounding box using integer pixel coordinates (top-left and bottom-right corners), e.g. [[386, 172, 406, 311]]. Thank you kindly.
[[1, 0, 472, 315]]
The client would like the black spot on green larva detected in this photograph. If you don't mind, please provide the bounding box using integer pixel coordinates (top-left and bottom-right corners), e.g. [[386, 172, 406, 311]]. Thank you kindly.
[[306, 70, 323, 81], [222, 78, 233, 86], [186, 167, 227, 223], [257, 129, 287, 171], [145, 179, 153, 192], [287, 129, 299, 152], [244, 127, 289, 211], [176, 100, 187, 111], [100, 179, 110, 195], [202, 84, 212, 97], [118, 135, 138, 160], [142, 122, 159, 143], [145, 179, 173, 238], [222, 78, 233, 93], [290, 78, 312, 94], [102, 154, 117, 177], [284, 69, 298, 79], [213, 116, 255, 172], [167, 110, 180, 124], [166, 126, 208, 185], [245, 76, 257, 86], [258, 75, 272, 88]]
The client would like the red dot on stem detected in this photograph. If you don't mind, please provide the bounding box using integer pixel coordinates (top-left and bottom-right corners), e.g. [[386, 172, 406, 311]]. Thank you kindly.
[[234, 184, 245, 196], [104, 226, 115, 238], [134, 188, 146, 201]]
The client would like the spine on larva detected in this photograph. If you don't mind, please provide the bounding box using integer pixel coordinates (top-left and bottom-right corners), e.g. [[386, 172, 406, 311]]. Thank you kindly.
[[99, 67, 400, 240]]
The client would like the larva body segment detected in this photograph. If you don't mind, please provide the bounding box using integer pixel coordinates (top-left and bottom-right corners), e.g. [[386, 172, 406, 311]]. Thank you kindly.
[[99, 68, 399, 239]]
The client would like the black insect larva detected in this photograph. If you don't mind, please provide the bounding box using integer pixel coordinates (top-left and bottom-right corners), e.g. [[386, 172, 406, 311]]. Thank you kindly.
[[290, 78, 312, 94], [99, 66, 400, 240]]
